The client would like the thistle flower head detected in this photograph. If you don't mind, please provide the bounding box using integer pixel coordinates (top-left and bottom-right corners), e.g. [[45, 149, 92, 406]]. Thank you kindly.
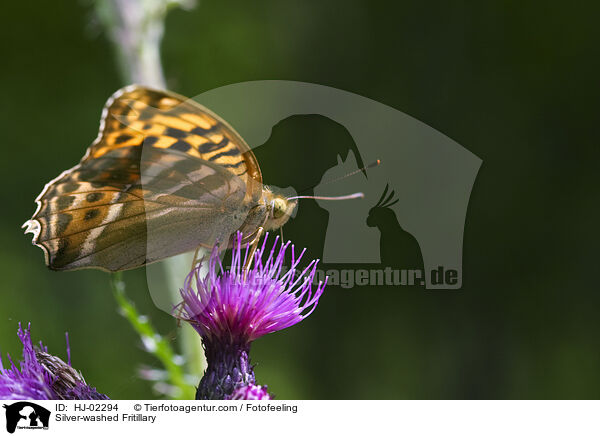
[[0, 325, 54, 400], [178, 232, 326, 345], [0, 324, 108, 400], [177, 232, 326, 400]]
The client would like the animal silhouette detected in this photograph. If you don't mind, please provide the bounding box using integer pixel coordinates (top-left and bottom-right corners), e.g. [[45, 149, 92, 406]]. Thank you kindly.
[[367, 184, 424, 273], [3, 402, 50, 434], [152, 80, 481, 290]]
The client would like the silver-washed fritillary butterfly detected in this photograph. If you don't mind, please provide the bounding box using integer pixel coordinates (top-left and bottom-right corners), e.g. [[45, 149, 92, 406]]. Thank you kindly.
[[23, 85, 297, 272]]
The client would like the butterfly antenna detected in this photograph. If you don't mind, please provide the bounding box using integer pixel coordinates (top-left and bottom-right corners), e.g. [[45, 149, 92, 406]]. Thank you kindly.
[[297, 159, 381, 194], [288, 192, 365, 201], [320, 159, 381, 187]]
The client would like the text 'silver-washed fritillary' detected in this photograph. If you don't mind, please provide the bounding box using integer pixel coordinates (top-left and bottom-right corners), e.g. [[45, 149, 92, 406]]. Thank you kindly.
[[23, 85, 298, 272]]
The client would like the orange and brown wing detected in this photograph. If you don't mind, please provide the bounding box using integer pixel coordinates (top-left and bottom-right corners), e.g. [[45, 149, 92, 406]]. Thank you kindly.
[[86, 85, 262, 194], [24, 86, 261, 271]]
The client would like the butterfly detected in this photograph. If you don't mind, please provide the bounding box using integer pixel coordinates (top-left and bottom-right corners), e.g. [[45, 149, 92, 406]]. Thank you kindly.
[[23, 85, 297, 272]]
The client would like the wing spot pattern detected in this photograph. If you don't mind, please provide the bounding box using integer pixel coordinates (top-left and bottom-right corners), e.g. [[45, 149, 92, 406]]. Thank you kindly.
[[57, 195, 75, 210], [84, 209, 100, 221], [86, 192, 104, 202], [169, 140, 192, 153], [115, 134, 133, 144]]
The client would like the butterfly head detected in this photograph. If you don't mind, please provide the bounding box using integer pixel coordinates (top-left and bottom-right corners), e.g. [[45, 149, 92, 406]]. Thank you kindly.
[[263, 191, 297, 231]]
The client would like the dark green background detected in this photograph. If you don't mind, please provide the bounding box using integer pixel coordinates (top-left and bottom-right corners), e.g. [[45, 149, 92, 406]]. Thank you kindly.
[[1, 1, 598, 399]]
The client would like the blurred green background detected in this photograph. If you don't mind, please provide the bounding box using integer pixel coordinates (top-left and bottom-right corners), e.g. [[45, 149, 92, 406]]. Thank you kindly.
[[1, 0, 599, 399]]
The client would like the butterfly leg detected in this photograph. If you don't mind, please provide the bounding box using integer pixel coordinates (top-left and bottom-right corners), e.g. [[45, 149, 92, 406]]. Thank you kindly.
[[243, 226, 265, 275], [190, 244, 203, 270]]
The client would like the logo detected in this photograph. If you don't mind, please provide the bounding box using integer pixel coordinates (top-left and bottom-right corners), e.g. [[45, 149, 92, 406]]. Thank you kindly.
[[143, 80, 482, 313], [3, 402, 50, 433]]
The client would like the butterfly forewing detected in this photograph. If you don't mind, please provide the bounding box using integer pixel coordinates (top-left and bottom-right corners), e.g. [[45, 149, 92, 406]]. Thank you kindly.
[[25, 85, 265, 271], [88, 87, 262, 190]]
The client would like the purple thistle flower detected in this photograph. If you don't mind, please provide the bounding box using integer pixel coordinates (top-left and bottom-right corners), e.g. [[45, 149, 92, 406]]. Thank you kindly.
[[0, 324, 109, 400], [177, 232, 326, 400], [0, 325, 54, 400], [226, 384, 271, 400]]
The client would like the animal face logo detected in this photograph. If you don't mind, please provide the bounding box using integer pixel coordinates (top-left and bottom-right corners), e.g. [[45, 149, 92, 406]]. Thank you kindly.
[[3, 402, 50, 433]]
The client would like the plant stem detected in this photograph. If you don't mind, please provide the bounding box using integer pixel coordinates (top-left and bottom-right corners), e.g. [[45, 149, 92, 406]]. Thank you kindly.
[[110, 272, 195, 399], [95, 0, 205, 386]]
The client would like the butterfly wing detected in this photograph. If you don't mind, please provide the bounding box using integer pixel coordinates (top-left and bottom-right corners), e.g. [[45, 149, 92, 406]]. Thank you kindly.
[[86, 85, 262, 192], [25, 86, 263, 271]]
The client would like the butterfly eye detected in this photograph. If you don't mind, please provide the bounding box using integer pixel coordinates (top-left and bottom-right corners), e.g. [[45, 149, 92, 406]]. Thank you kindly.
[[271, 198, 287, 220]]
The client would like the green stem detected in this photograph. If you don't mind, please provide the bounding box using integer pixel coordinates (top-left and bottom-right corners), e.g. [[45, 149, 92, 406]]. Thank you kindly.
[[162, 252, 208, 378], [110, 272, 195, 399], [96, 0, 205, 392]]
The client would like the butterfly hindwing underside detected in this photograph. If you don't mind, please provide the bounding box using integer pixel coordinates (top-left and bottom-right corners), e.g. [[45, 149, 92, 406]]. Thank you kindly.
[[24, 85, 266, 271]]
